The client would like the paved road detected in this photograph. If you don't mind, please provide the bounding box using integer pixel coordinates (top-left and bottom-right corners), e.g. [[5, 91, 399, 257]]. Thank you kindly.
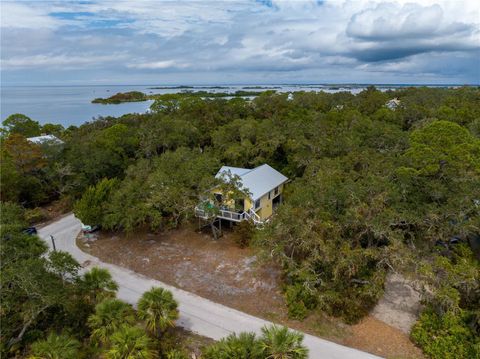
[[39, 214, 381, 359]]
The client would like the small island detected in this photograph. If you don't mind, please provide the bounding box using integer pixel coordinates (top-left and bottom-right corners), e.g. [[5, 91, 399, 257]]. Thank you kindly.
[[92, 90, 265, 104], [92, 91, 148, 104]]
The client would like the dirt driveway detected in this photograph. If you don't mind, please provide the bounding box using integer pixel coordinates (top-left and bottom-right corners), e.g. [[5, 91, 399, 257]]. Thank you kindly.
[[81, 226, 285, 317]]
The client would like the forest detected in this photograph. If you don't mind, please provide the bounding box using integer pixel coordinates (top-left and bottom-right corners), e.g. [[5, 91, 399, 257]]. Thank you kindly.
[[1, 86, 479, 358]]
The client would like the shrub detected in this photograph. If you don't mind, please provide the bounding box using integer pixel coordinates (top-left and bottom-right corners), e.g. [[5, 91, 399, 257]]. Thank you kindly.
[[285, 284, 317, 320], [233, 220, 256, 248], [29, 332, 80, 359], [25, 207, 47, 225], [203, 326, 308, 359], [318, 275, 385, 324], [411, 307, 480, 359], [203, 332, 263, 359], [165, 349, 189, 359]]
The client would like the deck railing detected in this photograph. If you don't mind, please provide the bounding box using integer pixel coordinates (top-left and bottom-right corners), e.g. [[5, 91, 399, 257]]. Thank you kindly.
[[195, 205, 264, 225]]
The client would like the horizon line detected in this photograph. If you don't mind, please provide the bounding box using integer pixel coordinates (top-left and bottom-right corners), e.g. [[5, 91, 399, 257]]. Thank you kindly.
[[1, 83, 478, 88]]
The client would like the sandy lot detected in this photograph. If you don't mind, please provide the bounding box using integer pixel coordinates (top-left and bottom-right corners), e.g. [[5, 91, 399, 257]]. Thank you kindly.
[[80, 225, 424, 358]]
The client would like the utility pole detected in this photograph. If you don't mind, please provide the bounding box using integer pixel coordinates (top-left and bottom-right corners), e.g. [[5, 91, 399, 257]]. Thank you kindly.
[[50, 235, 56, 251]]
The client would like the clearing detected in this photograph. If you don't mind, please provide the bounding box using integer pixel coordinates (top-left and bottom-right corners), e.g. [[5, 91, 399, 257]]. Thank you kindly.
[[79, 225, 424, 359]]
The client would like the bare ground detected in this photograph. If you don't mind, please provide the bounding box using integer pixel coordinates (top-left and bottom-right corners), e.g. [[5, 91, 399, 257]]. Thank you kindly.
[[79, 225, 424, 359], [371, 273, 422, 334]]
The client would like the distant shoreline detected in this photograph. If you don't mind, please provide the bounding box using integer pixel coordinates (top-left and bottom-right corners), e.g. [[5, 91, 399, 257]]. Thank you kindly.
[[2, 83, 478, 88]]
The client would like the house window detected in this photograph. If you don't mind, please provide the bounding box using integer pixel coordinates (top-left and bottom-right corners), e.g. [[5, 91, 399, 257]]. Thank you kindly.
[[268, 192, 271, 200], [274, 186, 279, 196], [255, 199, 261, 209]]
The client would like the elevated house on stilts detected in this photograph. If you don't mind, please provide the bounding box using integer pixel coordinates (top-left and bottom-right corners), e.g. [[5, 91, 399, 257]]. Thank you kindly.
[[195, 164, 288, 236]]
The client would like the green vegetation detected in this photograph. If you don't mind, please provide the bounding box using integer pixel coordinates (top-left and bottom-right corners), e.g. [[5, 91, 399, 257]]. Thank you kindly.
[[2, 86, 479, 358], [2, 113, 42, 137], [204, 325, 308, 359], [91, 90, 261, 105], [1, 203, 307, 357], [137, 287, 179, 337], [29, 332, 81, 359], [92, 91, 148, 104]]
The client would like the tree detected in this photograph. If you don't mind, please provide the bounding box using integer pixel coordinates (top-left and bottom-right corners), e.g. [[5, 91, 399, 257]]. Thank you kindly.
[[1, 134, 48, 205], [65, 123, 138, 187], [41, 123, 65, 137], [259, 325, 308, 359], [1, 228, 80, 352], [0, 202, 26, 235], [395, 120, 480, 240], [203, 332, 263, 359], [80, 267, 119, 305], [74, 178, 118, 226], [0, 151, 22, 202], [105, 325, 156, 359], [47, 251, 80, 284], [203, 326, 308, 359], [29, 332, 80, 359], [2, 133, 46, 174], [200, 170, 252, 240], [137, 287, 179, 337], [2, 113, 41, 137], [104, 148, 219, 232], [88, 299, 136, 345], [137, 115, 199, 157]]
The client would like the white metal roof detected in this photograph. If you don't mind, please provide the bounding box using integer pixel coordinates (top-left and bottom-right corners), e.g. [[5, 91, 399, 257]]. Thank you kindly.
[[27, 135, 64, 145], [216, 166, 252, 178], [216, 164, 288, 200]]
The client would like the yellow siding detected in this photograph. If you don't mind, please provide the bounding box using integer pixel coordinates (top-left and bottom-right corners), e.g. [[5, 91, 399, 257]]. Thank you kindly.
[[258, 194, 272, 219], [245, 198, 253, 211], [210, 183, 285, 219], [254, 184, 284, 220]]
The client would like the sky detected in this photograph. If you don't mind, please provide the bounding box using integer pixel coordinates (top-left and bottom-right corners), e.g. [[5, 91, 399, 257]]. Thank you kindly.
[[1, 0, 479, 85]]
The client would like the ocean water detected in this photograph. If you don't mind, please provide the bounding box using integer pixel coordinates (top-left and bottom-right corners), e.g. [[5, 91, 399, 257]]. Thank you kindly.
[[0, 85, 155, 127], [0, 84, 453, 127]]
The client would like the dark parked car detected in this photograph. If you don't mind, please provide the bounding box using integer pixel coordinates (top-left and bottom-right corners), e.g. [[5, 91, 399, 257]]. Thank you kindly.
[[22, 227, 37, 235]]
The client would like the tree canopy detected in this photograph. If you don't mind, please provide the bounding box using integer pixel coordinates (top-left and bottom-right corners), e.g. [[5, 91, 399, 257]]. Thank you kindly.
[[2, 86, 479, 358]]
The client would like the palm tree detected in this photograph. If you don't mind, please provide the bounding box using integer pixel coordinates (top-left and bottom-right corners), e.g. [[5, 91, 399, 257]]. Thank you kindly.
[[81, 267, 118, 304], [88, 298, 136, 345], [29, 332, 80, 359], [260, 325, 308, 359], [165, 349, 190, 359], [137, 287, 179, 337], [105, 325, 156, 359], [203, 331, 263, 359]]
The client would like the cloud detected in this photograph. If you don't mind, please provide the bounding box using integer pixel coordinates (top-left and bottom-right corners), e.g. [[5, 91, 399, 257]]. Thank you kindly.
[[2, 53, 127, 69], [1, 2, 60, 29], [1, 0, 479, 84], [344, 2, 479, 62], [347, 3, 444, 40], [127, 60, 189, 70]]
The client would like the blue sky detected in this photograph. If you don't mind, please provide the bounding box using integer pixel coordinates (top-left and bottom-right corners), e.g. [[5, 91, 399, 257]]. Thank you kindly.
[[1, 0, 479, 85]]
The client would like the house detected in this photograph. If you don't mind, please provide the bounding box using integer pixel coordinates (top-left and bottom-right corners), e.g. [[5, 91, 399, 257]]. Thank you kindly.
[[386, 98, 401, 110], [27, 134, 64, 145], [195, 164, 288, 225]]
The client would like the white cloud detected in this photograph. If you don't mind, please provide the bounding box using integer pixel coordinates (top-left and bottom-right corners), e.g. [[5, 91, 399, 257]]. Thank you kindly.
[[2, 53, 126, 69], [347, 3, 444, 40], [127, 60, 189, 70], [0, 0, 478, 84], [1, 2, 60, 29]]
